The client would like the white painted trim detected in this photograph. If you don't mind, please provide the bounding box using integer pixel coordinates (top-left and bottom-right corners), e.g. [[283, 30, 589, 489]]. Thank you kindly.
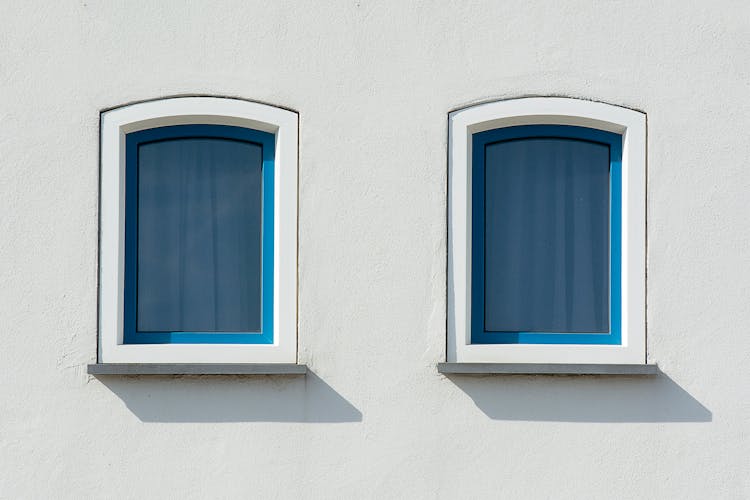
[[447, 97, 646, 364], [99, 97, 298, 363]]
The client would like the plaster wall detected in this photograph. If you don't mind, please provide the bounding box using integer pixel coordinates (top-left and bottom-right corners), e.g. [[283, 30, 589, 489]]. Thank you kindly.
[[1, 1, 748, 498]]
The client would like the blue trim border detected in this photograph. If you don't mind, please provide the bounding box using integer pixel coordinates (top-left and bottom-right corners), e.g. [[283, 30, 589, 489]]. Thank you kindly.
[[123, 124, 275, 345], [471, 125, 622, 345]]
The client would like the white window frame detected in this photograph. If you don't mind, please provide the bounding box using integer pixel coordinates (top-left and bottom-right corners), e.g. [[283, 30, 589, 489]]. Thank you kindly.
[[448, 97, 646, 364], [99, 97, 298, 364]]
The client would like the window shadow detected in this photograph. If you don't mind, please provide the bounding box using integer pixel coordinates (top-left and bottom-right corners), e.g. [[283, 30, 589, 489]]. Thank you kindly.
[[443, 371, 711, 422], [95, 370, 362, 423]]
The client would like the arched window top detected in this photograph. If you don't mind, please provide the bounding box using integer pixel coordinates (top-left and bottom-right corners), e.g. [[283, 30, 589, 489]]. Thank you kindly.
[[449, 97, 645, 136], [101, 96, 297, 139]]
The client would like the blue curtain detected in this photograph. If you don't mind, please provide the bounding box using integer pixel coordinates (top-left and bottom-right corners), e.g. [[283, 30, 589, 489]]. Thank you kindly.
[[484, 138, 610, 333], [136, 138, 263, 332]]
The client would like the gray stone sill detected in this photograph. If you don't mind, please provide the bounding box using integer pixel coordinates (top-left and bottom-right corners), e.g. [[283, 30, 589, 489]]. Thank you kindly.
[[87, 363, 307, 376], [437, 362, 658, 376]]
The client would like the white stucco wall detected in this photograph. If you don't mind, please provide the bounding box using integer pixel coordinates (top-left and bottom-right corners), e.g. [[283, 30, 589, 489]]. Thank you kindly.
[[1, 1, 749, 498]]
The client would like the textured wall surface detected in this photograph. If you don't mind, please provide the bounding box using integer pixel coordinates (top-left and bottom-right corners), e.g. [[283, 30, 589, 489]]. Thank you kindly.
[[1, 1, 749, 498]]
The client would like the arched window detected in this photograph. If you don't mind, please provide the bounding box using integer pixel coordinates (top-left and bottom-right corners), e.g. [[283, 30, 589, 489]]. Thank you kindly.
[[446, 98, 647, 367], [98, 97, 298, 366]]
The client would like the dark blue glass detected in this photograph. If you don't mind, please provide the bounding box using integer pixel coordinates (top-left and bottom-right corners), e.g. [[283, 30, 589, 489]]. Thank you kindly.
[[136, 137, 263, 333], [483, 137, 610, 333]]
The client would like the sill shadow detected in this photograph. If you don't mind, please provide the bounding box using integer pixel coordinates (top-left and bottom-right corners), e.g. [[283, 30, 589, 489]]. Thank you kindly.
[[94, 369, 361, 423], [443, 370, 711, 423]]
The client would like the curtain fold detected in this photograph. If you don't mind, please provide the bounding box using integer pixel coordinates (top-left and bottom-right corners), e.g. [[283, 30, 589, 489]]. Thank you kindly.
[[136, 138, 263, 332], [484, 138, 609, 333]]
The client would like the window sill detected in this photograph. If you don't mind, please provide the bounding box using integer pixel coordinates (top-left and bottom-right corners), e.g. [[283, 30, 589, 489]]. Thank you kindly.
[[437, 363, 658, 376], [87, 363, 307, 376]]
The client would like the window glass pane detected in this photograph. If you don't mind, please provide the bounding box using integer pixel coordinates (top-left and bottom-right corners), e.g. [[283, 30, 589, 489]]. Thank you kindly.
[[136, 138, 263, 332], [484, 138, 609, 333]]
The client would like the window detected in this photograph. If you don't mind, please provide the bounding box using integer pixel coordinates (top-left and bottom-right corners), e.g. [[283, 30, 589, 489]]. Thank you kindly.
[[99, 97, 298, 364], [448, 98, 646, 365]]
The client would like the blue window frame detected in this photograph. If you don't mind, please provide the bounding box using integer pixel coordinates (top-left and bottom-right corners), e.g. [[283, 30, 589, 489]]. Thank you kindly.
[[471, 125, 622, 345], [123, 124, 275, 344]]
